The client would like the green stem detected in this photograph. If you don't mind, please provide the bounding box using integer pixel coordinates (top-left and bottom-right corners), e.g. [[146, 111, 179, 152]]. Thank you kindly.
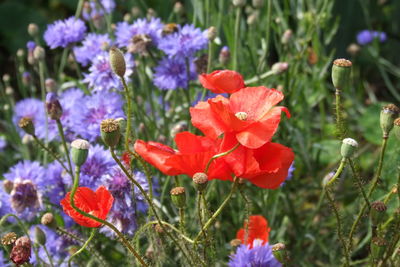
[[194, 178, 239, 243], [325, 158, 347, 187], [70, 166, 148, 267], [179, 208, 185, 234], [56, 119, 73, 176], [397, 166, 400, 205], [204, 143, 240, 174], [58, 48, 69, 81], [38, 60, 48, 165], [197, 192, 207, 241], [43, 244, 55, 267], [68, 229, 96, 267], [74, 0, 84, 18], [244, 70, 275, 84], [335, 89, 345, 139], [232, 7, 241, 71], [239, 188, 251, 244], [348, 158, 370, 209], [139, 220, 194, 244], [121, 77, 133, 151]]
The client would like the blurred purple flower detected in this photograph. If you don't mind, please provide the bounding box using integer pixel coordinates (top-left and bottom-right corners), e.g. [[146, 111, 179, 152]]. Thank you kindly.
[[229, 240, 281, 267], [356, 30, 387, 46], [45, 162, 68, 206], [0, 250, 10, 267], [26, 41, 36, 52], [153, 56, 197, 90], [115, 18, 164, 48], [44, 17, 87, 49], [73, 33, 112, 66], [13, 98, 48, 139], [158, 24, 208, 58], [82, 0, 116, 21]]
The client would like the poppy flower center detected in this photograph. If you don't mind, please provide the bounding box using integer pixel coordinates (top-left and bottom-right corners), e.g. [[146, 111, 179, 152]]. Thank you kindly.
[[235, 112, 248, 121]]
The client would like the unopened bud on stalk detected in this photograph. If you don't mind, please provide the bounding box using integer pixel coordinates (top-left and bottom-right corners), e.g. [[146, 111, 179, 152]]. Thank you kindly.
[[33, 46, 45, 61], [10, 236, 31, 265], [2, 74, 10, 83], [394, 118, 400, 141], [18, 117, 35, 135], [233, 0, 247, 7], [219, 46, 230, 65], [109, 47, 126, 78], [370, 201, 387, 226], [173, 2, 184, 15], [193, 172, 208, 192], [1, 232, 17, 246], [123, 13, 131, 22], [380, 104, 400, 137], [322, 171, 335, 187], [332, 58, 352, 90], [46, 93, 63, 120], [17, 49, 25, 58], [41, 213, 57, 228], [71, 139, 90, 167], [27, 23, 39, 36], [340, 138, 358, 158], [5, 86, 13, 96], [208, 26, 217, 41], [272, 243, 289, 264], [131, 7, 141, 17], [100, 119, 121, 147], [45, 78, 57, 92], [281, 29, 293, 44], [347, 43, 360, 56], [34, 226, 46, 246], [271, 62, 289, 75], [22, 72, 32, 86], [370, 237, 387, 262], [170, 187, 186, 208], [3, 180, 14, 194], [147, 8, 156, 19], [252, 0, 264, 8]]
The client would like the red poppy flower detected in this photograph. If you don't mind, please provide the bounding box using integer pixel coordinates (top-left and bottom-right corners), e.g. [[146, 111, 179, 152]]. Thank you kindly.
[[199, 70, 245, 94], [222, 133, 295, 189], [122, 151, 131, 166], [134, 132, 233, 180], [236, 215, 270, 249], [190, 86, 290, 149], [60, 186, 114, 228]]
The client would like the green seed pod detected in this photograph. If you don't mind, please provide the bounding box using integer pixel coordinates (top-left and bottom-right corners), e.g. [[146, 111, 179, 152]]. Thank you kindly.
[[109, 46, 126, 78], [394, 118, 400, 141], [35, 226, 46, 246], [18, 117, 35, 135], [71, 139, 90, 167], [332, 58, 352, 90], [370, 237, 387, 262], [170, 187, 186, 209], [272, 243, 289, 264], [370, 201, 387, 226], [340, 138, 358, 158], [192, 172, 208, 192], [100, 119, 121, 148], [380, 104, 400, 137]]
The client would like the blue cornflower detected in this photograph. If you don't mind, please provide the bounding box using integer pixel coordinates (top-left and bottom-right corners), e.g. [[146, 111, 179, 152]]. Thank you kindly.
[[153, 56, 197, 90], [115, 18, 164, 48], [82, 0, 116, 21], [44, 17, 87, 49], [83, 51, 134, 91], [0, 249, 10, 267], [73, 33, 112, 66], [356, 30, 387, 46], [2, 161, 46, 220], [229, 240, 281, 267], [280, 162, 295, 187], [13, 98, 46, 138], [26, 41, 36, 52], [158, 24, 208, 58], [45, 162, 68, 206]]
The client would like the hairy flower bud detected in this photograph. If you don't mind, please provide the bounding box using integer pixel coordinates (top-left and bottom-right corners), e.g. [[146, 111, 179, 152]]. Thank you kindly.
[[45, 78, 57, 92], [193, 172, 208, 192], [10, 236, 31, 265], [370, 201, 387, 226], [33, 46, 45, 61], [170, 187, 186, 209], [28, 23, 39, 36], [71, 139, 90, 167], [46, 93, 63, 120], [340, 138, 358, 158], [109, 47, 126, 78], [380, 104, 400, 137], [272, 243, 289, 264], [100, 119, 121, 148], [18, 117, 35, 135], [332, 58, 352, 90], [272, 62, 289, 75], [41, 212, 57, 228], [35, 226, 46, 246]]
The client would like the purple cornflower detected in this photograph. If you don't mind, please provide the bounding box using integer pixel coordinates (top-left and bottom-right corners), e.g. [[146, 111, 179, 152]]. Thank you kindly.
[[356, 30, 387, 45], [281, 162, 295, 187], [26, 41, 36, 52], [115, 18, 164, 48], [45, 162, 68, 206], [0, 250, 10, 267], [153, 56, 197, 90], [229, 240, 281, 267], [13, 98, 46, 138], [73, 33, 112, 66], [73, 91, 124, 141], [82, 0, 116, 21], [158, 24, 208, 58], [44, 17, 87, 49], [3, 161, 46, 220], [83, 51, 134, 91]]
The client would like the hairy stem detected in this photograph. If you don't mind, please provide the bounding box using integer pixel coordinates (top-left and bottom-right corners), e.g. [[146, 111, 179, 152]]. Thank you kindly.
[[204, 143, 240, 174], [56, 119, 73, 176], [68, 228, 96, 267]]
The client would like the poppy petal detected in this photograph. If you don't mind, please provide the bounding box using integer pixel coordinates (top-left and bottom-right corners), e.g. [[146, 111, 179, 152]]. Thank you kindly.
[[199, 70, 245, 94]]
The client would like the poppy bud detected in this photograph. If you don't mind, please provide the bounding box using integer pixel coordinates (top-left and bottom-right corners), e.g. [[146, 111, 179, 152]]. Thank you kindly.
[[281, 29, 293, 44], [193, 172, 208, 192], [33, 46, 45, 61], [41, 212, 57, 228], [170, 187, 186, 209], [123, 13, 132, 22], [1, 232, 17, 246], [271, 62, 289, 75], [370, 237, 387, 262], [18, 117, 35, 135], [380, 104, 400, 137], [35, 226, 46, 246], [46, 92, 63, 120], [370, 201, 387, 226], [322, 171, 335, 187], [394, 118, 400, 141], [340, 138, 358, 158], [109, 47, 126, 78], [252, 0, 264, 8], [28, 23, 39, 37], [10, 236, 31, 265], [233, 0, 246, 7], [272, 243, 289, 264], [100, 119, 121, 148], [173, 2, 184, 15], [219, 46, 230, 65], [208, 26, 217, 41], [71, 139, 90, 167], [332, 58, 352, 90], [3, 180, 14, 194]]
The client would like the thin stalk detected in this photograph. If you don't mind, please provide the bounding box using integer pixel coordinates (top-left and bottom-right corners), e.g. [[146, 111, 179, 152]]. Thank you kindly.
[[70, 166, 148, 266], [197, 192, 207, 242], [257, 0, 272, 72], [239, 188, 251, 243], [397, 166, 400, 205], [348, 158, 370, 209], [57, 48, 69, 81], [43, 245, 55, 267], [204, 143, 240, 174], [335, 89, 345, 139], [325, 158, 347, 187], [139, 221, 194, 244], [121, 77, 133, 151], [38, 60, 48, 165], [232, 7, 241, 71], [74, 0, 84, 18], [244, 70, 275, 84], [56, 119, 73, 176], [179, 208, 185, 234], [68, 229, 96, 267], [194, 179, 239, 243]]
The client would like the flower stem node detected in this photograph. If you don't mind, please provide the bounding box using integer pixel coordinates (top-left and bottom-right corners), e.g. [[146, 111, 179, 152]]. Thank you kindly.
[[332, 58, 352, 90], [100, 119, 121, 148], [272, 243, 290, 264], [170, 186, 186, 209], [71, 139, 90, 167], [193, 172, 208, 192], [3, 180, 14, 194], [109, 46, 126, 78], [340, 138, 358, 158], [41, 212, 57, 228], [370, 201, 387, 226], [18, 117, 35, 135], [34, 226, 46, 246], [380, 104, 400, 137], [370, 237, 387, 262], [394, 118, 400, 141]]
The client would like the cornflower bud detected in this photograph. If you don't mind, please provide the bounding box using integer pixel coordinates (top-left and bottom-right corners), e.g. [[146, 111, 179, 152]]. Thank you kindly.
[[219, 46, 230, 65], [394, 118, 400, 141], [271, 62, 289, 75], [380, 104, 400, 137], [233, 0, 246, 7], [18, 117, 35, 135], [5, 86, 13, 96], [147, 8, 156, 19], [71, 139, 90, 167], [208, 26, 217, 41], [173, 2, 184, 15], [272, 243, 290, 264], [2, 74, 10, 83], [170, 187, 186, 209], [35, 226, 46, 246], [28, 23, 39, 37], [10, 236, 31, 265], [1, 232, 17, 246], [370, 201, 387, 226], [46, 93, 63, 120], [17, 49, 25, 58], [340, 138, 358, 158], [45, 78, 57, 92], [332, 58, 352, 90], [370, 237, 387, 262], [100, 119, 121, 148], [109, 47, 126, 78], [193, 172, 208, 192], [41, 212, 57, 228], [33, 46, 45, 61], [3, 180, 14, 194], [281, 29, 293, 44]]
